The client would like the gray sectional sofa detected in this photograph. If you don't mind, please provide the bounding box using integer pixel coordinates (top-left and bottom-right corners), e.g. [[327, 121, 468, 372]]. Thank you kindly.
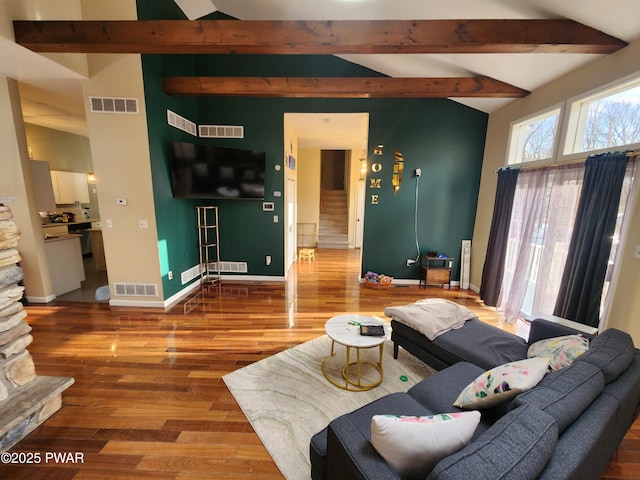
[[310, 319, 640, 480]]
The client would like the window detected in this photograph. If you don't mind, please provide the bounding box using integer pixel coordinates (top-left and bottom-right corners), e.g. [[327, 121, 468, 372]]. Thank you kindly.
[[564, 77, 640, 155], [500, 165, 584, 322], [496, 74, 640, 328], [507, 108, 561, 165]]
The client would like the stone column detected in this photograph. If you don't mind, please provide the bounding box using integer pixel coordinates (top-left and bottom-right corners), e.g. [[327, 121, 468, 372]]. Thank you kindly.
[[0, 198, 74, 452]]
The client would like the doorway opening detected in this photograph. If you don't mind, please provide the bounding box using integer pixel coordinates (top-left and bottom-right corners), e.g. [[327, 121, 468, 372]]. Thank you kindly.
[[283, 112, 369, 276], [319, 150, 349, 249]]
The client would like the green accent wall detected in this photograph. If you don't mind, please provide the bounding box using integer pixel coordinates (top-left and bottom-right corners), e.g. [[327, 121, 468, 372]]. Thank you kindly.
[[141, 52, 201, 298], [137, 0, 487, 299], [363, 99, 486, 280]]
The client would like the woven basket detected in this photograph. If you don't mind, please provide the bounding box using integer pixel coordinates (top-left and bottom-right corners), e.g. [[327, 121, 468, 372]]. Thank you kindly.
[[363, 277, 392, 289]]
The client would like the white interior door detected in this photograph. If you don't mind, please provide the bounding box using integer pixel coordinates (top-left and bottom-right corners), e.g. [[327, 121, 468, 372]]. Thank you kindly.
[[355, 181, 365, 248], [286, 177, 296, 271]]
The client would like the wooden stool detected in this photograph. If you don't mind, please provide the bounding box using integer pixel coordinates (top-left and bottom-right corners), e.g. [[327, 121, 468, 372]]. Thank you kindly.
[[298, 248, 316, 262]]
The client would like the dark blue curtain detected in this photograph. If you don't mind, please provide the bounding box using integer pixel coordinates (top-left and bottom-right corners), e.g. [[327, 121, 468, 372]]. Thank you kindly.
[[480, 168, 519, 307], [554, 152, 630, 327]]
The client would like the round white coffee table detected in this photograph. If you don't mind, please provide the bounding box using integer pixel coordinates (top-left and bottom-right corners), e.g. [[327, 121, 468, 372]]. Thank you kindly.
[[322, 314, 388, 391]]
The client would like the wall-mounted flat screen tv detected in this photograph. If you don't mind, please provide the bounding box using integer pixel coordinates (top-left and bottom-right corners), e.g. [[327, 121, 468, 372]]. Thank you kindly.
[[169, 141, 266, 199]]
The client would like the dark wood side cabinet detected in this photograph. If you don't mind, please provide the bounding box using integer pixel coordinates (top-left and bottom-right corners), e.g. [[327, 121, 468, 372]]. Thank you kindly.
[[420, 256, 454, 289]]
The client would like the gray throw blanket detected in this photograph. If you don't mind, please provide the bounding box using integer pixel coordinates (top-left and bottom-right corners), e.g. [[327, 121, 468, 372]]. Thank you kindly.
[[384, 298, 478, 340]]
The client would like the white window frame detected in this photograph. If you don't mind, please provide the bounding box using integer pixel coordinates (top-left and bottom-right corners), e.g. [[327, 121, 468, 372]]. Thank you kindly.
[[561, 72, 640, 159], [506, 104, 563, 167]]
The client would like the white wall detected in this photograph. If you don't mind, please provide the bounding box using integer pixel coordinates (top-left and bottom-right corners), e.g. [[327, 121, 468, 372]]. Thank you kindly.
[[81, 0, 164, 305], [472, 39, 640, 343], [283, 115, 299, 270], [0, 77, 54, 301], [297, 149, 321, 246], [0, 0, 86, 302]]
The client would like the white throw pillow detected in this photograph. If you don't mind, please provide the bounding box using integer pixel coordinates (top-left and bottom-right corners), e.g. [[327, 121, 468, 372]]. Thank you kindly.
[[527, 334, 589, 371], [370, 411, 481, 478], [453, 357, 550, 409]]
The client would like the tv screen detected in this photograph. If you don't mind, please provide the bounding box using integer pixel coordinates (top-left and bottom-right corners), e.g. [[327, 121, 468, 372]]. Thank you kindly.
[[169, 141, 266, 199]]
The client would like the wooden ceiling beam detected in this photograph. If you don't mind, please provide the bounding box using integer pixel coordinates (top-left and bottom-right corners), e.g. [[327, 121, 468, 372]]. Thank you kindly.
[[161, 76, 530, 98], [13, 19, 626, 55]]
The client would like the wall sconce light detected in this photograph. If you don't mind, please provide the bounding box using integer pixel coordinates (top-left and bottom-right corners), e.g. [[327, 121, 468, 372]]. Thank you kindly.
[[87, 173, 97, 184], [373, 144, 384, 156], [359, 150, 367, 180], [392, 151, 404, 196]]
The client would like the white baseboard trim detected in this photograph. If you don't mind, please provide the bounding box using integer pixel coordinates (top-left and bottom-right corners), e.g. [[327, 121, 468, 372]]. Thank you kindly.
[[163, 280, 202, 309], [219, 275, 285, 282], [25, 294, 57, 304], [109, 275, 288, 308], [378, 278, 420, 286], [108, 280, 203, 309], [109, 298, 167, 308], [382, 279, 461, 287]]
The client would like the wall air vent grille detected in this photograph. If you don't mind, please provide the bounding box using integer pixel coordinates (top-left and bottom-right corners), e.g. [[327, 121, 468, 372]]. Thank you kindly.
[[181, 265, 203, 285], [199, 125, 244, 139], [90, 97, 139, 114], [208, 261, 248, 273], [114, 283, 158, 297], [167, 110, 197, 136]]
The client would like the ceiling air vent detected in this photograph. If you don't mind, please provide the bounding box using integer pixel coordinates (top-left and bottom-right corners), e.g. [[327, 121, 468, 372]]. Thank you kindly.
[[199, 124, 244, 139], [114, 283, 158, 297], [90, 97, 139, 114], [167, 109, 197, 136]]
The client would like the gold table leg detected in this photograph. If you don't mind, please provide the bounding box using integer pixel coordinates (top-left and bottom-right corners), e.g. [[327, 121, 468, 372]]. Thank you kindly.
[[322, 341, 384, 392]]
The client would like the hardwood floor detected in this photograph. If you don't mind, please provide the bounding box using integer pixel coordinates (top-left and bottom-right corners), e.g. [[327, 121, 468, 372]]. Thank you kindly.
[[5, 248, 639, 479]]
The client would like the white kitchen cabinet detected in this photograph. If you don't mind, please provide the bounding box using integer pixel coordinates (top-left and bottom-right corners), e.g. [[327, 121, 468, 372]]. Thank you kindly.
[[50, 170, 90, 204], [44, 234, 85, 296]]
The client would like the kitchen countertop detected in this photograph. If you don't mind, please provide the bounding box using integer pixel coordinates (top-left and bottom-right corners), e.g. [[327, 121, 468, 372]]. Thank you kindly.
[[42, 220, 96, 228], [44, 233, 82, 243]]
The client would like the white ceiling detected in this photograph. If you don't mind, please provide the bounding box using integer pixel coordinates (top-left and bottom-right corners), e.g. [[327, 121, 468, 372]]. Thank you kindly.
[[286, 112, 369, 150], [2, 0, 640, 144]]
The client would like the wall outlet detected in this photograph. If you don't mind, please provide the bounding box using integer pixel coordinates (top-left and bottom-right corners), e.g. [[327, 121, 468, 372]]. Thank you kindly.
[[138, 219, 148, 229], [406, 258, 416, 267], [266, 255, 271, 265], [168, 270, 173, 280]]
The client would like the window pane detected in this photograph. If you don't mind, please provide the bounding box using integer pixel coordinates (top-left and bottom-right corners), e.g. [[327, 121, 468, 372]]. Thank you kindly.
[[582, 85, 640, 151], [508, 110, 560, 165], [569, 82, 640, 154]]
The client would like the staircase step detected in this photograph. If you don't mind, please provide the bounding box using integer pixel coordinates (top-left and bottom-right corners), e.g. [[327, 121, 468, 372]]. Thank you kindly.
[[319, 189, 348, 249]]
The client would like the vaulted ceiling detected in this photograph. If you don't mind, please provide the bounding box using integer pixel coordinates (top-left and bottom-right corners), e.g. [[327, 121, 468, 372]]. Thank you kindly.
[[3, 0, 640, 139]]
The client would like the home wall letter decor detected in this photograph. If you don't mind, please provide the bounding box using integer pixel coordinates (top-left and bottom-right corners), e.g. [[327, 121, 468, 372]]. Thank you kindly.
[[370, 162, 383, 205]]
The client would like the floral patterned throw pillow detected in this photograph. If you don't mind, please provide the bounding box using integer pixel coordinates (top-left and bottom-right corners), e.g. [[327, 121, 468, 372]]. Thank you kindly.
[[454, 357, 550, 409], [527, 334, 589, 371]]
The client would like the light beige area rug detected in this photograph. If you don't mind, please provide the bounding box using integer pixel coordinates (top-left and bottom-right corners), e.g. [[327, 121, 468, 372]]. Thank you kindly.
[[223, 334, 435, 479]]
